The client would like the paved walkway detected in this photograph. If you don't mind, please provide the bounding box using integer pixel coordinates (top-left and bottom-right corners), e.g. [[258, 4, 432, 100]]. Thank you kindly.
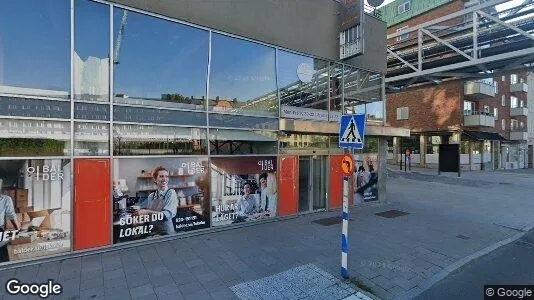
[[1, 169, 533, 300]]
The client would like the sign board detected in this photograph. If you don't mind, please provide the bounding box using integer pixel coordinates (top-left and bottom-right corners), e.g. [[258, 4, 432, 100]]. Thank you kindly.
[[341, 154, 355, 176], [339, 114, 366, 149]]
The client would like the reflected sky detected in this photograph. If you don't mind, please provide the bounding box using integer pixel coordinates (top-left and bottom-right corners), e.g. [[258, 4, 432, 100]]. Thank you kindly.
[[1, 0, 383, 118]]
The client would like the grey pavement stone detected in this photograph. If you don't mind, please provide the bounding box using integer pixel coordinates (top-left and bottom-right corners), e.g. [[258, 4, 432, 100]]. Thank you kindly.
[[104, 287, 132, 300], [154, 282, 180, 297], [171, 269, 199, 286], [103, 277, 128, 290], [147, 266, 170, 277], [132, 294, 157, 300], [210, 287, 239, 300], [148, 273, 175, 288], [373, 275, 396, 290], [81, 268, 104, 281], [130, 284, 155, 299], [126, 274, 151, 289], [179, 281, 205, 296], [80, 277, 104, 291], [79, 287, 105, 299], [157, 291, 184, 300], [185, 290, 213, 300], [104, 268, 126, 281]]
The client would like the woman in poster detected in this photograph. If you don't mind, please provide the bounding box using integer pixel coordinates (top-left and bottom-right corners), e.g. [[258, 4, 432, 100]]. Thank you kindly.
[[135, 166, 178, 235]]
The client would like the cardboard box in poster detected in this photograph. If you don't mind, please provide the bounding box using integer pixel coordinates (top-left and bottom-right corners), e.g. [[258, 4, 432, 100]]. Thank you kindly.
[[0, 159, 71, 264], [210, 156, 278, 226], [112, 157, 210, 244]]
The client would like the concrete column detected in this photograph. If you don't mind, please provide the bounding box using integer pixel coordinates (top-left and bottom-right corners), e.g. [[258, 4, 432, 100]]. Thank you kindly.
[[378, 137, 387, 203], [420, 135, 426, 167]]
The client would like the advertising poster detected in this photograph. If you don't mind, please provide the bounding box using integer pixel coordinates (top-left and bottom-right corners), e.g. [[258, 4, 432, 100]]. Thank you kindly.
[[211, 156, 278, 226], [354, 154, 379, 203], [112, 157, 210, 244], [0, 159, 71, 263]]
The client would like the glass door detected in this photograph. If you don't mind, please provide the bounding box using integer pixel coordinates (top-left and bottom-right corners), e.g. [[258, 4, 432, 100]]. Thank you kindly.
[[298, 156, 327, 213], [298, 157, 311, 212]]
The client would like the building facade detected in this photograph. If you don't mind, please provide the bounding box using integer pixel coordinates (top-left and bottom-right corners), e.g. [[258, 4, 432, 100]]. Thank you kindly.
[[0, 0, 406, 266], [380, 0, 531, 170]]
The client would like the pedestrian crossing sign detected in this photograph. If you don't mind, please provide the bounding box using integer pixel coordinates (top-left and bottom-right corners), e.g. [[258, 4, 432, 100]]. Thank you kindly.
[[339, 114, 366, 149]]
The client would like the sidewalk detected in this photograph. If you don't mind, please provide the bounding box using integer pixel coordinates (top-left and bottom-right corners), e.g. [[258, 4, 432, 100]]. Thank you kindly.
[[1, 171, 533, 300]]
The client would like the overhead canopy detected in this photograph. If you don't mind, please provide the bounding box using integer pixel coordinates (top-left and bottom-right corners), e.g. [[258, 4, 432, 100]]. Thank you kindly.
[[462, 131, 507, 141]]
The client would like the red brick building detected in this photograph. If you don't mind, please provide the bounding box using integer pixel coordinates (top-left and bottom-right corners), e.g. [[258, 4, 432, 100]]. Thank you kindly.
[[379, 0, 530, 170]]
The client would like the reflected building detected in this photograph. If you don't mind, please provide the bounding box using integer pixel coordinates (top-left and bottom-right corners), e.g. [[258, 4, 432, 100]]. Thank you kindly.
[[73, 52, 109, 101]]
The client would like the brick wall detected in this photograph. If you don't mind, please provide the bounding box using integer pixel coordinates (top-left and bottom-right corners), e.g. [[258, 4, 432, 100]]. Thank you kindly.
[[385, 81, 462, 133], [387, 0, 465, 46]]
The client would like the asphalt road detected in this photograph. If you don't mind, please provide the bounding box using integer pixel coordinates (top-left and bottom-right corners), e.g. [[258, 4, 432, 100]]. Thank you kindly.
[[415, 229, 534, 300]]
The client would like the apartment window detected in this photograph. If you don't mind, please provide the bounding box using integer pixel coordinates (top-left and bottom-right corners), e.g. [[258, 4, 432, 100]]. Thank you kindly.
[[501, 95, 506, 107], [396, 107, 409, 120], [396, 26, 409, 41], [502, 119, 506, 131], [483, 105, 490, 115], [520, 121, 524, 129], [511, 119, 518, 130], [511, 96, 518, 108], [510, 74, 518, 84], [494, 108, 498, 119], [398, 1, 411, 14], [502, 75, 506, 81], [520, 100, 524, 108]]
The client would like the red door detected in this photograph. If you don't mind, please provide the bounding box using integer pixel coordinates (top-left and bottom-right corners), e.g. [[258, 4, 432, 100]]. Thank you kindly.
[[329, 155, 344, 209], [74, 159, 111, 250], [278, 156, 298, 216]]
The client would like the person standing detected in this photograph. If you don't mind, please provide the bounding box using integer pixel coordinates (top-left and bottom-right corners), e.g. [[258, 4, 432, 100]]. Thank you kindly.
[[136, 166, 178, 235], [0, 180, 20, 262], [258, 173, 276, 217]]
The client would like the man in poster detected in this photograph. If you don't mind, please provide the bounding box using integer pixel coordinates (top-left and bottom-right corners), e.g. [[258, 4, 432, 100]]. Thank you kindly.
[[258, 173, 276, 217], [0, 180, 20, 262]]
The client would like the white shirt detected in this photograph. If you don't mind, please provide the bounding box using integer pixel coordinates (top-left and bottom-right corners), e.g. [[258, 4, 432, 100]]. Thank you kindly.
[[0, 195, 16, 228]]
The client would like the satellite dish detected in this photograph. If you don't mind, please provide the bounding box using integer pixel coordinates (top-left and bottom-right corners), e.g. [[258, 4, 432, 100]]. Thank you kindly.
[[367, 0, 385, 7]]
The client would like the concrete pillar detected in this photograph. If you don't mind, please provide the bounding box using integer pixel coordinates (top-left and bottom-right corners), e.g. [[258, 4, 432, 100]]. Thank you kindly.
[[420, 135, 426, 167], [378, 137, 387, 203]]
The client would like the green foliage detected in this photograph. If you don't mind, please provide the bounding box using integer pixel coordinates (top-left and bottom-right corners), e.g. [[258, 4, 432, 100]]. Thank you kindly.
[[0, 138, 65, 156]]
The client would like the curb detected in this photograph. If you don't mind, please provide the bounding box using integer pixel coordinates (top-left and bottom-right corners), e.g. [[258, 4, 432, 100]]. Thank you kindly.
[[396, 225, 534, 300]]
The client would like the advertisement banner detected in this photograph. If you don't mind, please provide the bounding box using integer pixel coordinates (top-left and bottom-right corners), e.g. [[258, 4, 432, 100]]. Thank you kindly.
[[211, 156, 278, 226], [0, 159, 71, 263], [354, 154, 379, 203], [112, 157, 210, 244]]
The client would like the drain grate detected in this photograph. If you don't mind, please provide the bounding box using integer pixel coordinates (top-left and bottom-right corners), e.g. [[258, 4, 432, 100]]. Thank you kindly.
[[375, 210, 409, 218], [456, 234, 471, 240], [313, 216, 353, 226]]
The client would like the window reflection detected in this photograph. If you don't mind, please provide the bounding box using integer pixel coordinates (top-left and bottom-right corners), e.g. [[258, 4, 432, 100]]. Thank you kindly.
[[279, 133, 329, 149], [0, 119, 70, 156], [113, 124, 207, 155], [0, 0, 70, 98], [113, 8, 208, 110], [113, 106, 206, 126], [209, 113, 278, 130], [278, 51, 329, 116], [343, 66, 383, 122], [209, 34, 277, 117], [209, 129, 277, 155], [74, 0, 110, 102], [75, 122, 109, 156], [329, 63, 343, 121]]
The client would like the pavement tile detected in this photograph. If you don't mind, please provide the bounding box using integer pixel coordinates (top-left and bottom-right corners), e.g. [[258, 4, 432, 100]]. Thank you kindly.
[[79, 287, 105, 299], [104, 287, 132, 300], [104, 269, 126, 281], [182, 289, 213, 300], [103, 277, 128, 289], [210, 287, 239, 300], [179, 281, 205, 296], [154, 282, 180, 297], [130, 284, 155, 299], [80, 276, 104, 291]]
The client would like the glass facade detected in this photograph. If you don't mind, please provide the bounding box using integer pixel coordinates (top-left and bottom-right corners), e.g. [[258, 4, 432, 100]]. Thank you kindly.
[[0, 0, 385, 265]]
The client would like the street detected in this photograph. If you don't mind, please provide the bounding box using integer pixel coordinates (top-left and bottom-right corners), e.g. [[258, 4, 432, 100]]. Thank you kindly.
[[416, 228, 534, 300]]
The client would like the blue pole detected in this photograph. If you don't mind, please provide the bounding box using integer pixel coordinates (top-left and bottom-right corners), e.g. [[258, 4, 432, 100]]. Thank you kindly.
[[341, 175, 349, 279]]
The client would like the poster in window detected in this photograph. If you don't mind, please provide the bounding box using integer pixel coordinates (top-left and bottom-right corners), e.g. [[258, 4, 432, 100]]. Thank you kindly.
[[0, 159, 71, 264], [112, 157, 210, 244], [354, 154, 379, 203], [210, 156, 278, 226]]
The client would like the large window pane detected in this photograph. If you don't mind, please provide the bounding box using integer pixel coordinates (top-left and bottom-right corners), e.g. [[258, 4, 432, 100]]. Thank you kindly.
[[74, 122, 109, 156], [209, 113, 277, 130], [0, 0, 70, 98], [279, 133, 329, 149], [209, 34, 277, 117], [278, 50, 329, 120], [113, 124, 207, 156], [0, 119, 70, 157], [0, 97, 70, 119], [74, 102, 110, 121], [209, 129, 277, 155], [113, 106, 206, 126], [74, 0, 110, 102], [329, 63, 343, 122], [343, 67, 383, 117], [113, 8, 208, 110]]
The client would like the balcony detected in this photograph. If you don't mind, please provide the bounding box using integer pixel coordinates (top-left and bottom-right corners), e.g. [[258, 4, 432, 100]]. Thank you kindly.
[[463, 111, 495, 127], [464, 81, 496, 100], [510, 128, 528, 141], [510, 107, 528, 117], [510, 82, 528, 94]]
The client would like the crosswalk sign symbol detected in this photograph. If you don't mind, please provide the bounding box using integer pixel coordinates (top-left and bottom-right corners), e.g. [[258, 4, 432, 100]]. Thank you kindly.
[[339, 114, 366, 149]]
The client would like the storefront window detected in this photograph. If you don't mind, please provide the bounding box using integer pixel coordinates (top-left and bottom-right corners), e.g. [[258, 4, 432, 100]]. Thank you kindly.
[[343, 67, 383, 121], [0, 97, 70, 120], [209, 129, 277, 155], [113, 124, 207, 156], [113, 8, 208, 110], [113, 106, 206, 127], [210, 156, 277, 226], [0, 0, 70, 99], [0, 119, 70, 157], [278, 50, 329, 120], [209, 34, 277, 117], [74, 122, 109, 156], [426, 136, 441, 154], [74, 0, 110, 102], [74, 102, 110, 121], [400, 135, 420, 154], [112, 157, 210, 244], [280, 134, 329, 149], [208, 114, 277, 130], [0, 159, 72, 264], [461, 140, 470, 154]]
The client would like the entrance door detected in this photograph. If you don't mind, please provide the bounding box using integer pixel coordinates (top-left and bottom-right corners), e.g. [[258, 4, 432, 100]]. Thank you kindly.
[[298, 156, 327, 212], [529, 145, 533, 168]]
